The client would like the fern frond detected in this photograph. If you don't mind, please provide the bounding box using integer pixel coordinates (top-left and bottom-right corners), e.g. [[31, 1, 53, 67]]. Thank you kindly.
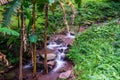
[[2, 0, 21, 27], [0, 27, 19, 36], [0, 24, 19, 36]]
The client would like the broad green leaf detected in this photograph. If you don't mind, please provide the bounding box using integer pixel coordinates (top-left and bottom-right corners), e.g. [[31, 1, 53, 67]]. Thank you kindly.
[[29, 34, 37, 43]]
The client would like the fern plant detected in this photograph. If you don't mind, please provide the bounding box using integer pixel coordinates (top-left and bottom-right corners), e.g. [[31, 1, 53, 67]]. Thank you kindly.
[[2, 0, 21, 27], [0, 24, 19, 36]]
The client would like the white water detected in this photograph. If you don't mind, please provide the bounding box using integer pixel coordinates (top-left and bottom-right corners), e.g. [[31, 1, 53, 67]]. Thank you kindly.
[[54, 51, 66, 71], [57, 45, 68, 51], [53, 60, 65, 72], [66, 32, 75, 39], [52, 33, 75, 72], [47, 41, 62, 50], [52, 45, 68, 72], [23, 32, 75, 72], [23, 63, 32, 69]]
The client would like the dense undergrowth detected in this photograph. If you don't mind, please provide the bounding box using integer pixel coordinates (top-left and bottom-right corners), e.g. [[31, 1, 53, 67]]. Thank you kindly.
[[76, 1, 120, 25], [68, 20, 120, 80], [36, 0, 120, 32]]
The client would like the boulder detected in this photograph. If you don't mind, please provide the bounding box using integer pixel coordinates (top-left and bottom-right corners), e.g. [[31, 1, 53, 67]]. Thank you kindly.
[[59, 70, 72, 79], [47, 61, 56, 66], [40, 54, 56, 60], [47, 61, 56, 70], [38, 48, 57, 60]]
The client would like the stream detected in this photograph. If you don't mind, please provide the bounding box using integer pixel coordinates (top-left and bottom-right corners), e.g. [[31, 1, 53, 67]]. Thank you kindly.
[[23, 32, 75, 80], [0, 32, 75, 80]]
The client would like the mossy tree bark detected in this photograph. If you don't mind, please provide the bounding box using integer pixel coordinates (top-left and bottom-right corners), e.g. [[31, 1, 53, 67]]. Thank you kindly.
[[32, 0, 37, 79]]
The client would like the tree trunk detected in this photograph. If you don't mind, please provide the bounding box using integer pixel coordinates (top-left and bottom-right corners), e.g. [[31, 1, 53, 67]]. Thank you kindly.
[[59, 0, 70, 33], [19, 5, 24, 80], [44, 3, 48, 74], [32, 0, 37, 79]]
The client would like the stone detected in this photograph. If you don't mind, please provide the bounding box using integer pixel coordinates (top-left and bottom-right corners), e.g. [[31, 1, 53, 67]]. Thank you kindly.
[[38, 48, 57, 60], [40, 53, 56, 60], [59, 70, 72, 79], [55, 38, 63, 44], [47, 61, 56, 66], [47, 61, 56, 71], [62, 38, 74, 46]]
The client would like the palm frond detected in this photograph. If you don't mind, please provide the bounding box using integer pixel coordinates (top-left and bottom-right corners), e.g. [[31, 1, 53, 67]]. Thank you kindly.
[[2, 0, 21, 27], [0, 24, 19, 36], [0, 27, 19, 36]]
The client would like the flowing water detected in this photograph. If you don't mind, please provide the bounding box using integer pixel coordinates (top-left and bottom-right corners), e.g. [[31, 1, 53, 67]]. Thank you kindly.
[[22, 32, 75, 79], [48, 32, 75, 72], [47, 41, 62, 50], [66, 32, 75, 39], [23, 63, 32, 69]]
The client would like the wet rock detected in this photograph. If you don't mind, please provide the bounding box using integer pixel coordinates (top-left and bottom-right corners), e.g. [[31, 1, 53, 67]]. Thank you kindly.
[[70, 32, 75, 36], [36, 62, 44, 72], [47, 61, 56, 71], [62, 38, 74, 46], [59, 70, 72, 79], [23, 63, 33, 70], [38, 48, 57, 60], [55, 38, 63, 44], [47, 41, 63, 50], [40, 54, 56, 60], [50, 34, 66, 41], [47, 61, 56, 66]]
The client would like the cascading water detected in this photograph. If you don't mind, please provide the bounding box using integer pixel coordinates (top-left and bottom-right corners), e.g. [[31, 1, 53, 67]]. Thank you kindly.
[[23, 54, 40, 69], [47, 41, 62, 50], [23, 32, 75, 73], [46, 41, 67, 72], [52, 46, 67, 72], [23, 63, 32, 69], [66, 32, 75, 39], [52, 33, 75, 72]]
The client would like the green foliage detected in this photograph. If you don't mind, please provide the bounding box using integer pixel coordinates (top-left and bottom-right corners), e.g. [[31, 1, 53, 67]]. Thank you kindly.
[[0, 24, 19, 36], [36, 0, 49, 12], [68, 20, 120, 80], [2, 0, 21, 27], [29, 34, 38, 43], [8, 52, 19, 65], [74, 0, 82, 7], [75, 1, 120, 25], [105, 0, 120, 2], [49, 0, 55, 4]]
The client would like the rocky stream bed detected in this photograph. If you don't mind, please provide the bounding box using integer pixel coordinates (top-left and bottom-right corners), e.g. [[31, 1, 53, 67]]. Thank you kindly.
[[0, 27, 86, 80]]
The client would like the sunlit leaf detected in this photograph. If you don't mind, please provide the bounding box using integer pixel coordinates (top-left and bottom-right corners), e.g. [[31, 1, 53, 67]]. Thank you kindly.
[[29, 34, 37, 43]]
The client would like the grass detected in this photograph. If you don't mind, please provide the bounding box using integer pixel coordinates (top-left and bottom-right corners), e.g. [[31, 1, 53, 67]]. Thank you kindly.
[[68, 20, 120, 80]]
